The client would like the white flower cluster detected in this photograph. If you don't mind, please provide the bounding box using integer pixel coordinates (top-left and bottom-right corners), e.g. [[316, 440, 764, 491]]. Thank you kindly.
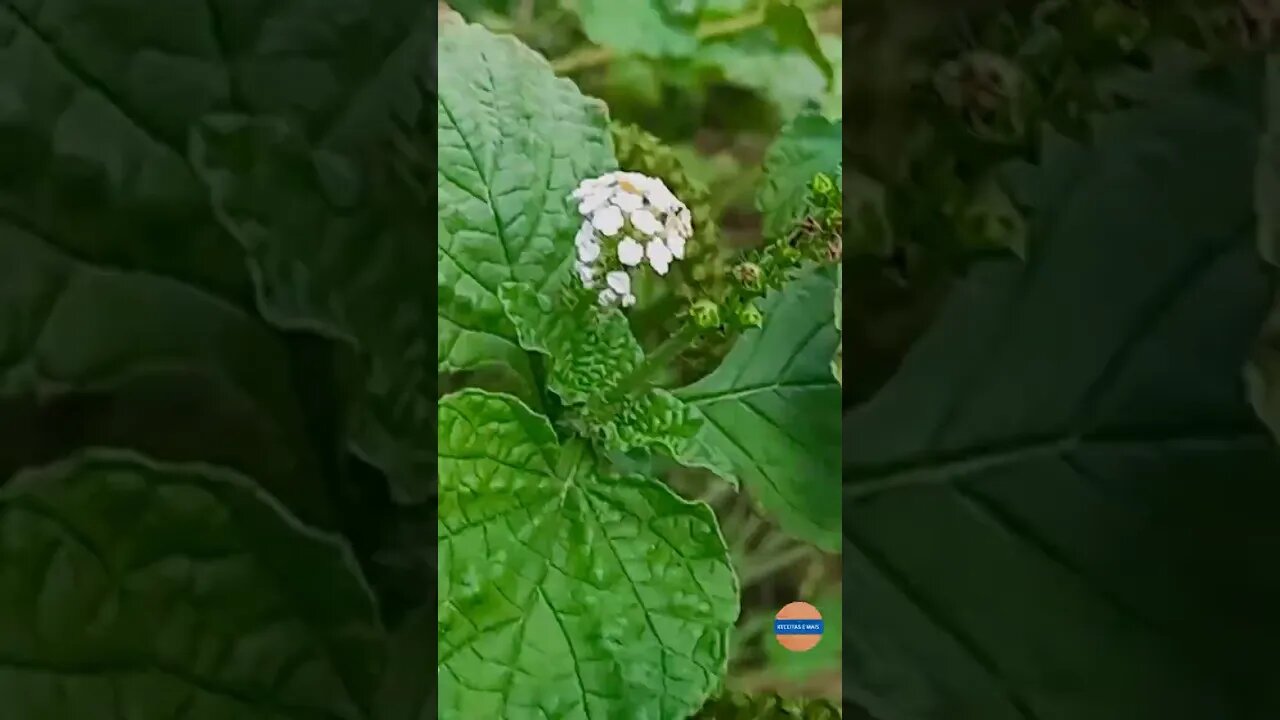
[[569, 171, 693, 308]]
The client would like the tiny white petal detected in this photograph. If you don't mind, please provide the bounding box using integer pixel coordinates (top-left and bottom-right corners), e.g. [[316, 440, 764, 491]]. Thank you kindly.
[[606, 270, 631, 295], [571, 177, 602, 200], [575, 221, 596, 247], [591, 205, 625, 236], [612, 190, 644, 212], [646, 239, 672, 276], [616, 237, 644, 266], [598, 288, 617, 306], [630, 209, 663, 237], [615, 172, 648, 194], [579, 187, 612, 216], [646, 181, 680, 212], [621, 293, 637, 307], [578, 239, 601, 263], [666, 233, 686, 259], [676, 207, 693, 235]]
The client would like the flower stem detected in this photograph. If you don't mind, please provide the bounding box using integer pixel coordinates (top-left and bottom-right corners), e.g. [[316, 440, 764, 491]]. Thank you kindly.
[[609, 323, 701, 400]]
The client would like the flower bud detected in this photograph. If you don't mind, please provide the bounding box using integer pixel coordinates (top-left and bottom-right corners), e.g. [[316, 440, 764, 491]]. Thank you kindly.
[[809, 172, 838, 208], [732, 262, 764, 292], [690, 299, 721, 329], [736, 303, 763, 329]]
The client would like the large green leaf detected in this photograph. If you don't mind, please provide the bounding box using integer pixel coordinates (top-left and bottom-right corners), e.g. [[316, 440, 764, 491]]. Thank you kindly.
[[757, 113, 842, 239], [438, 20, 616, 380], [0, 450, 384, 719], [676, 269, 841, 550], [843, 86, 1280, 719], [0, 216, 330, 524], [438, 390, 738, 720], [0, 0, 429, 303]]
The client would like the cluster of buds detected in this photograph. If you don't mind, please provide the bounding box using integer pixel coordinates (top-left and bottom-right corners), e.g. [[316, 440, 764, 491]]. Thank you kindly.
[[569, 171, 694, 308], [693, 172, 843, 333]]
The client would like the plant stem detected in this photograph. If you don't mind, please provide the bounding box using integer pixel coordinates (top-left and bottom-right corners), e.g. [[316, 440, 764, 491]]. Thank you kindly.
[[610, 324, 701, 400]]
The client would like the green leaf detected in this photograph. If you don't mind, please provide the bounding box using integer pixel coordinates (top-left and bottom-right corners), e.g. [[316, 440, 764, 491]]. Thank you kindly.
[[498, 283, 703, 459], [758, 114, 842, 239], [438, 389, 738, 720], [676, 269, 841, 550], [193, 114, 434, 505], [819, 35, 842, 120], [189, 7, 436, 503], [0, 450, 384, 719], [844, 88, 1280, 719], [762, 1, 834, 88], [0, 0, 429, 304], [571, 0, 700, 58], [438, 20, 616, 377], [696, 33, 830, 121], [0, 217, 331, 525]]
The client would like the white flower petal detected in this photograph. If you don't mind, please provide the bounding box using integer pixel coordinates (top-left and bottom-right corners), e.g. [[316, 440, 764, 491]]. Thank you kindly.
[[578, 187, 612, 216], [578, 239, 601, 263], [621, 293, 637, 307], [666, 233, 686, 259], [571, 176, 604, 200], [646, 181, 680, 212], [676, 207, 693, 235], [630, 209, 663, 237], [576, 261, 597, 287], [612, 190, 644, 213], [591, 206, 625, 236], [575, 221, 596, 247], [598, 288, 617, 306], [606, 270, 631, 295], [616, 237, 644, 266], [615, 172, 648, 195], [646, 239, 672, 276]]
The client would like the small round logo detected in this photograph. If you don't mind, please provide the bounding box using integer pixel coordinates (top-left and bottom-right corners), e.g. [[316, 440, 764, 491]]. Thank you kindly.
[[774, 601, 823, 652]]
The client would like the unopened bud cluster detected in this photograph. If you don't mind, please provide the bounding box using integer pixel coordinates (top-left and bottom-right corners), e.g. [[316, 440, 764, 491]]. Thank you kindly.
[[569, 171, 693, 308], [697, 172, 843, 332]]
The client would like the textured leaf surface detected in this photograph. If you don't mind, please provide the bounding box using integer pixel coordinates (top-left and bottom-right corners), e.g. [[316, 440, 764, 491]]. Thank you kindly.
[[439, 19, 616, 381], [843, 88, 1280, 720], [677, 270, 841, 550], [193, 111, 433, 505], [0, 451, 383, 720], [0, 216, 329, 524], [571, 0, 699, 58], [438, 390, 738, 720], [499, 283, 703, 459], [0, 0, 429, 303], [757, 114, 842, 239]]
